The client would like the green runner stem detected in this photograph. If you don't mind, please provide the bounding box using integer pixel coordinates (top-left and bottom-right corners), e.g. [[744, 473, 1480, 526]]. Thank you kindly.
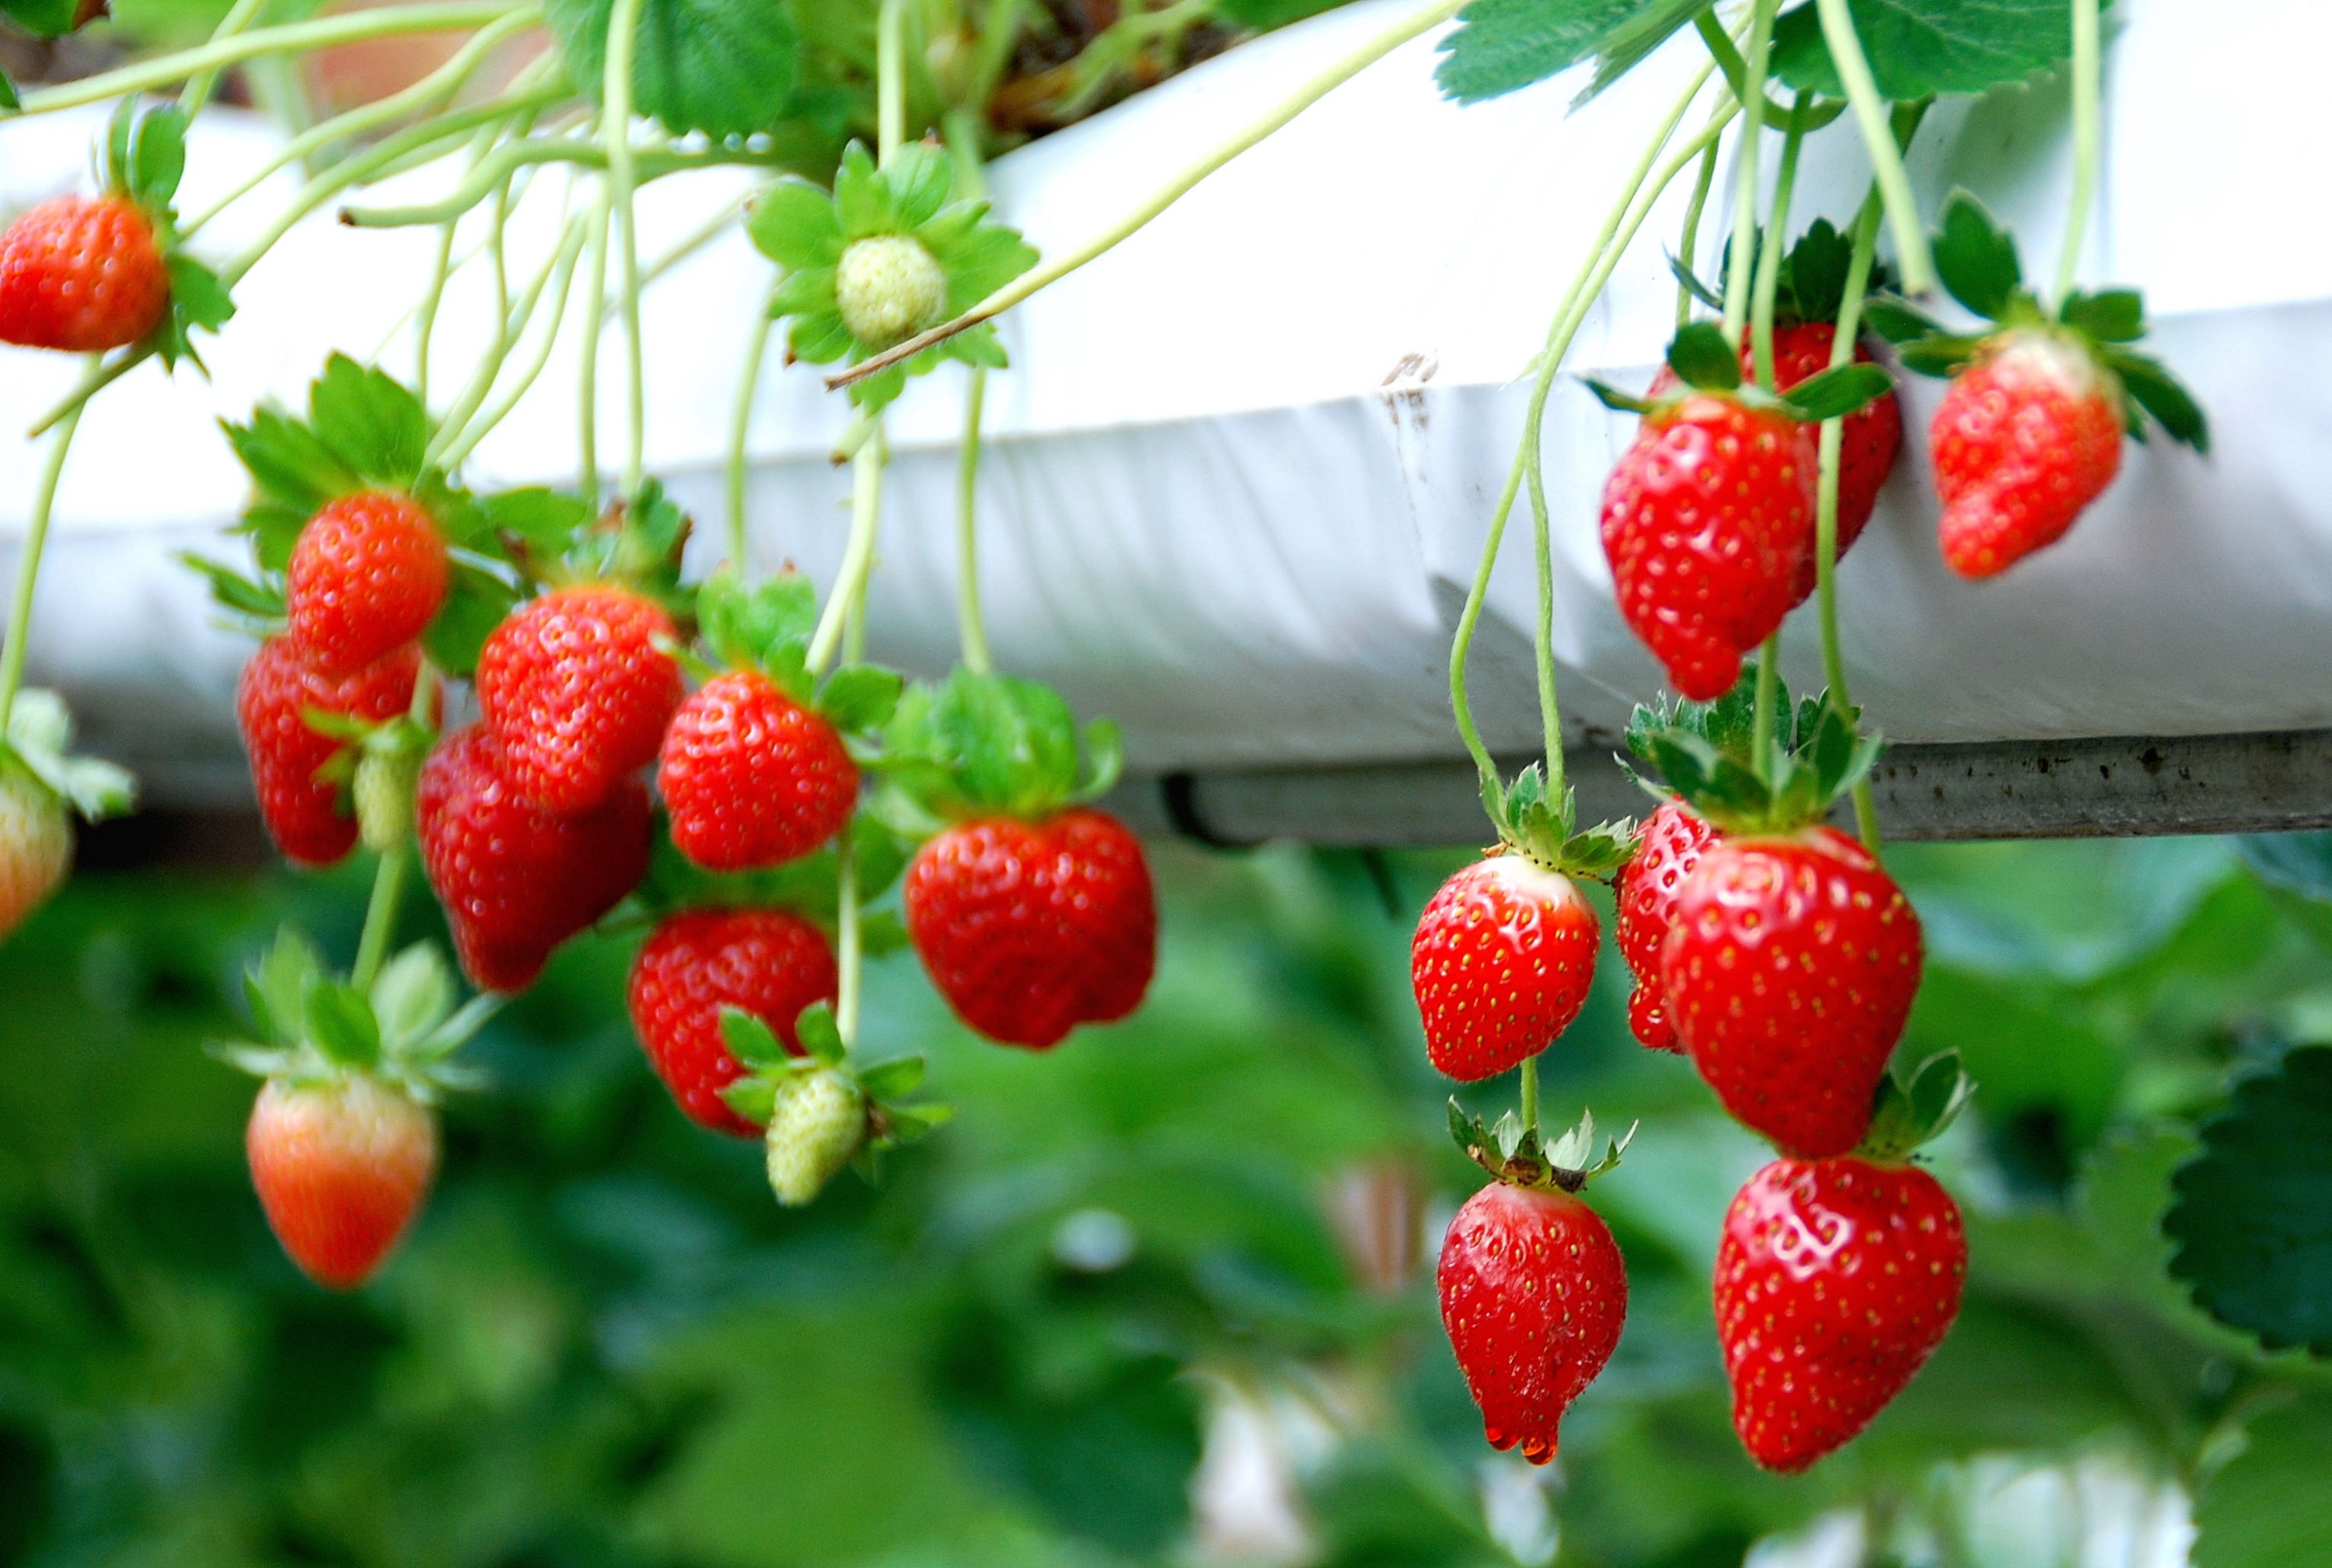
[[1814, 0, 1935, 295], [1719, 0, 1779, 349], [808, 437, 887, 674], [1674, 138, 1719, 327], [956, 369, 994, 675], [2055, 0, 2101, 303], [578, 189, 612, 507], [1520, 1056, 1540, 1133], [878, 0, 908, 166], [1750, 633, 1779, 782], [602, 0, 648, 498], [834, 823, 862, 1049], [0, 389, 89, 731], [351, 847, 409, 994], [1747, 93, 1810, 391], [727, 281, 782, 569], [1817, 190, 1886, 850], [180, 0, 271, 117]]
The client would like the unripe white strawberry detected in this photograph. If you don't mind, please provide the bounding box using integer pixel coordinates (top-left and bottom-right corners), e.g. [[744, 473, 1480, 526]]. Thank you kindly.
[[764, 1067, 867, 1207], [0, 761, 71, 941], [355, 746, 420, 854], [834, 235, 948, 350]]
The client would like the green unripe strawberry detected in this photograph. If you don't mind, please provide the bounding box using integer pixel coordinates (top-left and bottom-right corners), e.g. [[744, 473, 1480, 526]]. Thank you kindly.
[[835, 234, 948, 350], [354, 746, 421, 854], [764, 1067, 867, 1207]]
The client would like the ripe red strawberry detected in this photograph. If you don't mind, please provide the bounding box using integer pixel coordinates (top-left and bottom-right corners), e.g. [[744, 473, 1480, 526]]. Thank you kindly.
[[246, 1073, 438, 1290], [1601, 393, 1817, 700], [1716, 1155, 1966, 1472], [1613, 800, 1719, 1053], [236, 637, 423, 868], [1412, 854, 1599, 1081], [1659, 827, 1922, 1157], [1654, 326, 1900, 602], [417, 725, 651, 993], [477, 585, 682, 814], [0, 762, 72, 941], [1438, 1181, 1628, 1465], [658, 670, 858, 871], [904, 808, 1155, 1049], [1931, 328, 2125, 578], [627, 909, 838, 1137], [287, 492, 449, 677], [0, 195, 170, 351]]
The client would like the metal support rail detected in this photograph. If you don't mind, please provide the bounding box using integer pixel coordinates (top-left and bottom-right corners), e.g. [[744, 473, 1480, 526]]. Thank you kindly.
[[1112, 728, 2332, 846]]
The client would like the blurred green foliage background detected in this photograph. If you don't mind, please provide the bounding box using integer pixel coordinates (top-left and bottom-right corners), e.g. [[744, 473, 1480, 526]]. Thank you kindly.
[[1, 831, 2327, 1567]]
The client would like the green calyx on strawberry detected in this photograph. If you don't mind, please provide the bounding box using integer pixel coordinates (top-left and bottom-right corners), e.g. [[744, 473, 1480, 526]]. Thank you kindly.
[[1670, 218, 1894, 334], [1856, 1049, 1976, 1163], [1589, 320, 1894, 425], [747, 140, 1039, 411], [1479, 762, 1635, 882], [309, 714, 433, 854], [622, 813, 913, 951], [716, 1001, 953, 1207], [689, 564, 902, 740], [208, 928, 494, 1105], [1625, 661, 1880, 836], [2, 688, 135, 826], [876, 667, 1122, 833], [1863, 191, 2208, 452], [1447, 1102, 1635, 1193], [96, 102, 235, 368]]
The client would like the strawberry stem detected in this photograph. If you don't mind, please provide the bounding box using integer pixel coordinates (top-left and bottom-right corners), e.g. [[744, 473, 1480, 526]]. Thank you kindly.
[[1747, 93, 1810, 393], [602, 0, 648, 500], [1674, 138, 1720, 329], [351, 847, 410, 994], [436, 215, 593, 473], [877, 0, 908, 169], [0, 391, 88, 735], [956, 369, 996, 676], [1817, 190, 1887, 851], [1750, 635, 1779, 784], [826, 0, 1472, 393], [835, 827, 863, 1051], [179, 0, 268, 117], [414, 220, 458, 413], [808, 438, 888, 675], [578, 194, 612, 508], [1520, 1057, 1539, 1134], [727, 278, 782, 571], [1813, 0, 1936, 296], [2054, 0, 2101, 305], [1718, 0, 1779, 351], [1451, 65, 1729, 812]]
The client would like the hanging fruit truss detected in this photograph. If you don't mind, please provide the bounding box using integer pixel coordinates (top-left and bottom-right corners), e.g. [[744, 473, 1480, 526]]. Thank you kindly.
[[0, 0, 2230, 1482]]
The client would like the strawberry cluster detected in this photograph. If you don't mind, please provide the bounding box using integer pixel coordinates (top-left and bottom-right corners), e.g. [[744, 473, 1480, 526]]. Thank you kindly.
[[197, 356, 1161, 1280]]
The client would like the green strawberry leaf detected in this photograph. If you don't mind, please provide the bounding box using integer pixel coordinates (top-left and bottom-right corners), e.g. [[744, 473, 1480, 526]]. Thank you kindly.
[[478, 487, 593, 557], [222, 408, 358, 566], [543, 0, 801, 140], [309, 353, 430, 487], [1859, 1050, 1976, 1158], [718, 1006, 794, 1072], [2106, 347, 2211, 454], [1435, 0, 1709, 107], [1932, 190, 2023, 321], [1779, 361, 1893, 422], [794, 1002, 847, 1067], [697, 566, 817, 686], [1665, 320, 1741, 393], [2059, 288, 2145, 343], [1583, 378, 1657, 415], [1770, 0, 2094, 101], [0, 68, 19, 111], [818, 664, 902, 735], [2164, 1044, 2332, 1354], [163, 256, 236, 332], [304, 977, 381, 1069], [855, 1054, 924, 1101], [424, 563, 519, 680], [1895, 333, 1988, 377], [1666, 251, 1724, 312], [2192, 1394, 2332, 1568], [370, 943, 456, 1051], [831, 142, 892, 237], [250, 927, 325, 1049], [1860, 295, 1943, 344], [1773, 218, 1856, 324], [920, 211, 1039, 312], [859, 909, 909, 958]]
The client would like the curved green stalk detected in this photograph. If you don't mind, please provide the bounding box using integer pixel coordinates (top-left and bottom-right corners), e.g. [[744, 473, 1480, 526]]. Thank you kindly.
[[1747, 93, 1810, 390], [602, 0, 649, 498], [1520, 1056, 1539, 1133], [181, 9, 539, 236], [436, 216, 594, 471], [180, 0, 271, 117], [808, 438, 887, 675], [1814, 0, 1936, 295], [341, 141, 782, 229], [956, 368, 993, 675], [0, 389, 89, 729], [726, 281, 782, 569], [1674, 138, 1719, 327], [878, 0, 909, 167], [1817, 190, 1886, 850], [834, 821, 862, 1049], [1449, 73, 1731, 812], [1750, 631, 1779, 781], [577, 190, 612, 508], [2054, 0, 2100, 303], [19, 2, 533, 114], [832, 0, 1471, 390], [414, 221, 460, 411], [351, 849, 409, 993], [1719, 0, 1779, 348]]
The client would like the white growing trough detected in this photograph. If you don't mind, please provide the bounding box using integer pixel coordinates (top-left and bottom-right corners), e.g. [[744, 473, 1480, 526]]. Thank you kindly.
[[2, 0, 2328, 839]]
